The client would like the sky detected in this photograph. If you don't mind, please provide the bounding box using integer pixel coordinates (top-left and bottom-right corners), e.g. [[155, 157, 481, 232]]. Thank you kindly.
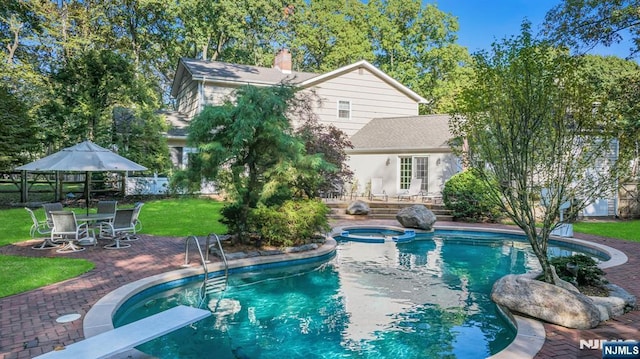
[[434, 0, 634, 59]]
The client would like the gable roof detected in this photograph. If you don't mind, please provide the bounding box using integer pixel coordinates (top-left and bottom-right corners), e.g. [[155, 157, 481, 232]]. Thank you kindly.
[[171, 58, 429, 105], [171, 58, 318, 97], [349, 115, 452, 153], [300, 60, 428, 104]]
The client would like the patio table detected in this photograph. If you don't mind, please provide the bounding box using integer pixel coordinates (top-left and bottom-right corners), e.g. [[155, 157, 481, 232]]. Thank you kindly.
[[75, 213, 115, 222]]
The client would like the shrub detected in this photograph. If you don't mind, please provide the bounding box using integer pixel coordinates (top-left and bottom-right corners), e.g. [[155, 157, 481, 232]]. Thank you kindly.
[[549, 254, 606, 287], [442, 170, 501, 222], [249, 199, 330, 247]]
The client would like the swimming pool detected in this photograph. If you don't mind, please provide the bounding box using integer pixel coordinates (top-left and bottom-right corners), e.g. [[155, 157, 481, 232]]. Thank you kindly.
[[111, 228, 610, 359]]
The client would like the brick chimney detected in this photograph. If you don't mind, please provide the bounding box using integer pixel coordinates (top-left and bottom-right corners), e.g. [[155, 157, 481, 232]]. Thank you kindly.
[[273, 49, 292, 74]]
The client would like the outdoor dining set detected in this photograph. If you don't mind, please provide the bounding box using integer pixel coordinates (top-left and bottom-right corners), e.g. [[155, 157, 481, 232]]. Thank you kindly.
[[25, 201, 144, 253]]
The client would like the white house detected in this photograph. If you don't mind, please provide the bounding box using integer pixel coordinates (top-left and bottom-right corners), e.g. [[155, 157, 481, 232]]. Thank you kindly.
[[164, 50, 625, 218], [347, 115, 460, 197], [165, 49, 459, 199]]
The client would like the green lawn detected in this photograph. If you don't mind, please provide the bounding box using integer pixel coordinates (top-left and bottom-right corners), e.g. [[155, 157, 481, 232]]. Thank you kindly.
[[0, 197, 228, 246], [0, 255, 94, 298], [0, 197, 227, 298], [573, 220, 640, 243]]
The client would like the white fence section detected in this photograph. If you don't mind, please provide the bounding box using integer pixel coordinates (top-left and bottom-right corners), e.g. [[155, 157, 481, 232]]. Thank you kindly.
[[126, 175, 169, 195], [126, 175, 217, 195]]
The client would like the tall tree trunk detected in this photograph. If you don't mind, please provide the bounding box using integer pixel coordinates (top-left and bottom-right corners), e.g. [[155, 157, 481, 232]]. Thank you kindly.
[[5, 16, 22, 63], [525, 226, 556, 284]]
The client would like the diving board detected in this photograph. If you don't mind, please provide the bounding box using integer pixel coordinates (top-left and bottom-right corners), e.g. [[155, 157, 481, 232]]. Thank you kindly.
[[35, 305, 210, 359]]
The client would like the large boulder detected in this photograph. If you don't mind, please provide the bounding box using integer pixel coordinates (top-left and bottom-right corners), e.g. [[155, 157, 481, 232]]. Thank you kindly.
[[491, 274, 601, 329], [346, 200, 370, 215], [589, 284, 637, 321], [396, 205, 436, 230]]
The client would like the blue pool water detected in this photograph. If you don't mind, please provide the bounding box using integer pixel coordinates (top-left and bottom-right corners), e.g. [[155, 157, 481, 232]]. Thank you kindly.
[[113, 230, 606, 359]]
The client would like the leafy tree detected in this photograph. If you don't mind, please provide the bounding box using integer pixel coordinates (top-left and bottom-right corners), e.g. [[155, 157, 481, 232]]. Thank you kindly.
[[451, 23, 626, 284], [366, 0, 471, 113], [578, 55, 640, 178], [112, 107, 171, 174], [187, 85, 331, 241], [544, 0, 640, 57], [292, 92, 353, 197], [442, 170, 501, 222], [0, 84, 39, 170], [40, 49, 168, 172], [286, 0, 374, 71], [608, 71, 640, 178]]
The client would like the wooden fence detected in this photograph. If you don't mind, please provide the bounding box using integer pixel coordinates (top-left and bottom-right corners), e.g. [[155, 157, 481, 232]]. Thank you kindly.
[[0, 171, 124, 206], [619, 181, 640, 219]]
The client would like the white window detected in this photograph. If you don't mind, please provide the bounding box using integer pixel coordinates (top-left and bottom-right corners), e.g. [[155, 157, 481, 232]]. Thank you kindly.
[[337, 100, 351, 120]]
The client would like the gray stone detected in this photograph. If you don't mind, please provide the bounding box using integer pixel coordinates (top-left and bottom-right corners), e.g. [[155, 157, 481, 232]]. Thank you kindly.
[[590, 284, 637, 321], [606, 283, 637, 309], [491, 274, 601, 329], [346, 200, 370, 215], [395, 205, 437, 230], [284, 243, 319, 253], [225, 252, 250, 260]]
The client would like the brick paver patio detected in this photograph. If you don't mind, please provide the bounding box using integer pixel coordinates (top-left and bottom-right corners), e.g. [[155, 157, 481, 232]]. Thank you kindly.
[[0, 220, 637, 359]]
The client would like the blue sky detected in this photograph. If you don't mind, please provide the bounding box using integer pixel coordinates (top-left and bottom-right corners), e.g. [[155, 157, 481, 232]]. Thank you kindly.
[[434, 0, 633, 59]]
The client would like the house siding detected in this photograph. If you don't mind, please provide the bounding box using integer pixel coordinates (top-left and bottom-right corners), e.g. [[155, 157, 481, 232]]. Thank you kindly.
[[306, 68, 419, 137], [201, 84, 236, 107], [175, 76, 199, 119], [347, 151, 460, 197]]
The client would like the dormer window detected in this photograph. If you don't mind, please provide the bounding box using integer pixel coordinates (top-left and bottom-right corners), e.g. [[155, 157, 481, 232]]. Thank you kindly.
[[338, 100, 351, 120]]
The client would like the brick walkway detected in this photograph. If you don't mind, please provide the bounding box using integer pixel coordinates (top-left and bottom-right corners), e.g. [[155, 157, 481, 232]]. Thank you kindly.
[[0, 221, 638, 359]]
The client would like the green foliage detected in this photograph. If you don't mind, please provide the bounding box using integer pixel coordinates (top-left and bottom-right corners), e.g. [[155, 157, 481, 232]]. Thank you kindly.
[[295, 116, 353, 197], [0, 84, 40, 170], [442, 170, 501, 222], [366, 1, 471, 113], [450, 22, 624, 283], [544, 0, 640, 57], [287, 0, 374, 71], [188, 85, 334, 241], [249, 199, 330, 247], [549, 254, 606, 287], [37, 49, 169, 173]]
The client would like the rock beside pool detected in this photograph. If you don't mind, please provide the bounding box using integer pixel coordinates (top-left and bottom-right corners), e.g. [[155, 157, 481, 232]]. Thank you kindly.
[[395, 205, 436, 230], [491, 274, 601, 329], [589, 284, 637, 321], [346, 200, 370, 215]]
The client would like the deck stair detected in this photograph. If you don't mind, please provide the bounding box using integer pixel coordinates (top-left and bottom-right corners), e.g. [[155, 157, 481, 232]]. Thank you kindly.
[[326, 199, 453, 222]]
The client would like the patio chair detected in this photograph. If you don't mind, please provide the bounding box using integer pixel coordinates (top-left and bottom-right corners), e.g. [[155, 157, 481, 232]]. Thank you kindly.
[[42, 202, 64, 228], [95, 200, 117, 236], [50, 211, 95, 253], [397, 178, 423, 201], [125, 202, 144, 240], [100, 208, 136, 249], [368, 177, 388, 201], [25, 207, 58, 250], [422, 191, 443, 204], [97, 200, 117, 218]]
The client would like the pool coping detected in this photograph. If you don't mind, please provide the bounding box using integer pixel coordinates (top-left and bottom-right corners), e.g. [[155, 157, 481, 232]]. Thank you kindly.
[[83, 226, 628, 359]]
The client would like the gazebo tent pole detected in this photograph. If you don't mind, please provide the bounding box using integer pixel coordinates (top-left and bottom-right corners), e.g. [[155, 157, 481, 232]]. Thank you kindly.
[[85, 171, 91, 215]]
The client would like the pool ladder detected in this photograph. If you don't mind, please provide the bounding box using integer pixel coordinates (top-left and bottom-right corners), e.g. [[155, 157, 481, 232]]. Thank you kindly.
[[183, 233, 229, 309]]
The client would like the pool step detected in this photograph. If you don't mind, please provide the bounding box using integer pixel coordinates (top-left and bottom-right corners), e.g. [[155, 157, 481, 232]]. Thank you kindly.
[[326, 200, 453, 222], [204, 276, 227, 295]]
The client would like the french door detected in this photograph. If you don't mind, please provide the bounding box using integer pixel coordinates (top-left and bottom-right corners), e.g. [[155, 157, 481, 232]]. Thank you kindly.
[[399, 156, 428, 191]]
